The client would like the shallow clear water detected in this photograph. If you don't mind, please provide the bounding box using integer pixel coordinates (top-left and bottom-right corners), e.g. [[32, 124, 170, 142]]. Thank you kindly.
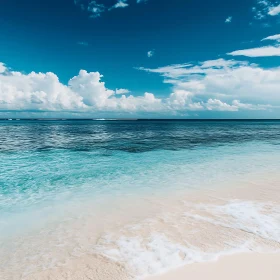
[[1, 120, 280, 225], [1, 120, 280, 279]]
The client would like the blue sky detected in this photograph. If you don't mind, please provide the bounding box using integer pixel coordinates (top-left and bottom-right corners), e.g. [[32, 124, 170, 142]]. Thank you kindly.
[[1, 0, 280, 118]]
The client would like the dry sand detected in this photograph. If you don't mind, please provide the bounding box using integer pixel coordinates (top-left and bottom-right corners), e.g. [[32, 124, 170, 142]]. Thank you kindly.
[[148, 253, 280, 280]]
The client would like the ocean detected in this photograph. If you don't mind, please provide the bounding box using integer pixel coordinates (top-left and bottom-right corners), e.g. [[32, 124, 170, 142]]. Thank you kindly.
[[1, 120, 280, 279]]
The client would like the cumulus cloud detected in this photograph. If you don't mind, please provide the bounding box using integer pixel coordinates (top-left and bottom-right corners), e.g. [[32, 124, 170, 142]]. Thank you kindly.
[[0, 70, 84, 111], [0, 65, 162, 114], [206, 99, 238, 111], [225, 16, 232, 23], [68, 70, 115, 107], [0, 60, 279, 116]]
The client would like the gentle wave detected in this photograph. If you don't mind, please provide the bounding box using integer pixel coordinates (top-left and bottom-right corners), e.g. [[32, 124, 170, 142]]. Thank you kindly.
[[96, 200, 280, 278]]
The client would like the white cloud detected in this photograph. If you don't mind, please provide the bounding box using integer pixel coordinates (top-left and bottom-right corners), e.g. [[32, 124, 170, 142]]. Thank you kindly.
[[206, 99, 237, 111], [138, 63, 194, 78], [252, 7, 266, 20], [204, 99, 270, 111], [110, 0, 129, 10], [68, 70, 115, 107], [0, 63, 6, 74], [200, 59, 246, 68], [268, 4, 280, 15], [138, 58, 280, 109], [252, 0, 269, 19], [147, 50, 155, 57], [228, 46, 280, 57], [87, 1, 106, 18], [75, 0, 144, 18], [252, 1, 280, 19], [0, 65, 163, 114], [116, 88, 130, 94], [225, 16, 232, 23], [0, 70, 84, 111], [262, 33, 280, 42], [228, 32, 280, 57], [1, 60, 279, 116], [138, 59, 248, 78]]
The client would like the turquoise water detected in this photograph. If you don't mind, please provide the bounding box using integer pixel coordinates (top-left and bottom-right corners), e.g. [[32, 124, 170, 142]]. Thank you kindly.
[[0, 120, 279, 233], [1, 120, 280, 278], [1, 120, 280, 226]]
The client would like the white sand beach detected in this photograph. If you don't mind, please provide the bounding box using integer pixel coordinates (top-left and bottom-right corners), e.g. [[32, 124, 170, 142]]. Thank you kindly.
[[2, 171, 280, 280], [148, 253, 280, 280]]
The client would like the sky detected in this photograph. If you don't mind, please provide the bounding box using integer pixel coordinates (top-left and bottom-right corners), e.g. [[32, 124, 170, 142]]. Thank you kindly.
[[1, 0, 280, 118]]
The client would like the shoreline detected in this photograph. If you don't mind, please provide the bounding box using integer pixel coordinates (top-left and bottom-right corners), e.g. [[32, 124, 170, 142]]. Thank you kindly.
[[2, 171, 280, 280], [147, 253, 280, 280]]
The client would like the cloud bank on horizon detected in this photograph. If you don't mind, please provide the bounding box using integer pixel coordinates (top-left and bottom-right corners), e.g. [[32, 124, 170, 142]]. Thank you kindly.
[[1, 56, 279, 117]]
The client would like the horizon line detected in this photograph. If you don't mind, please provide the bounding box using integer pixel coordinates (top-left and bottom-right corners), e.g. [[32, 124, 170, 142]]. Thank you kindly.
[[1, 118, 280, 121]]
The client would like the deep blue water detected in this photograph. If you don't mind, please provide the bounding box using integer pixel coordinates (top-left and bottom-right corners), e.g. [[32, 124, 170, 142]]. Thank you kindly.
[[1, 120, 280, 153]]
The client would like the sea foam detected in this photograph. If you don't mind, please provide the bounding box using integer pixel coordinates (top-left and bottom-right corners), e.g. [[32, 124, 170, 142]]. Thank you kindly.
[[96, 200, 280, 278]]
